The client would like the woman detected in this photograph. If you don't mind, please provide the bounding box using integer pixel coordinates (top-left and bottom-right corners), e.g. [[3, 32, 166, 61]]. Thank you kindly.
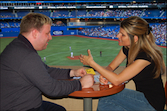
[[79, 16, 165, 111]]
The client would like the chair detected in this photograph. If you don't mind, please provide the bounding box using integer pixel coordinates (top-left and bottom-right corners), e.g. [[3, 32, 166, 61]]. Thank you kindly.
[[165, 81, 167, 111], [165, 81, 167, 105]]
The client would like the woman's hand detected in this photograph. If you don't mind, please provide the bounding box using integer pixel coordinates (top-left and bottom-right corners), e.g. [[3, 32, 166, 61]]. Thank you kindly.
[[99, 75, 109, 85], [79, 49, 94, 66]]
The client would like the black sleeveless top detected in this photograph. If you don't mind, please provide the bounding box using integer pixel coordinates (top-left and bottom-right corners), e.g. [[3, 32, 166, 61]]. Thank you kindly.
[[123, 46, 165, 111]]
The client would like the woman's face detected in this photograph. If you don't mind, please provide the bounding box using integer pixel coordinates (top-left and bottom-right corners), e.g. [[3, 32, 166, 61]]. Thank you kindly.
[[117, 28, 131, 48]]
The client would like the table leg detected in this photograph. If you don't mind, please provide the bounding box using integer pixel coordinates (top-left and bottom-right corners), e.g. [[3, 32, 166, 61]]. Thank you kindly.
[[83, 98, 92, 111]]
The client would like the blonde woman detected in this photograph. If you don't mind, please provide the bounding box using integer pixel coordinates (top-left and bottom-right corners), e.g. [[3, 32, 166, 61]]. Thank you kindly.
[[79, 16, 165, 111]]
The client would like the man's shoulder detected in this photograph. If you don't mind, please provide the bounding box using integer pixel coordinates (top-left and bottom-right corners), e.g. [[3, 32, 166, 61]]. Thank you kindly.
[[1, 38, 36, 60]]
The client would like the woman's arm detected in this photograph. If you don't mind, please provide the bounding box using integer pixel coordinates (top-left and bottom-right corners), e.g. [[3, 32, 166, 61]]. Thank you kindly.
[[106, 47, 126, 72], [100, 48, 126, 84], [80, 49, 150, 86]]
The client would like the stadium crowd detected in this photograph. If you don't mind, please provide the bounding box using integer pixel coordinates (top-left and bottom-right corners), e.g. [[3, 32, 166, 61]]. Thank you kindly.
[[0, 9, 166, 19], [0, 20, 66, 29], [0, 21, 166, 46], [0, 2, 166, 46], [0, 2, 165, 8], [78, 22, 166, 46]]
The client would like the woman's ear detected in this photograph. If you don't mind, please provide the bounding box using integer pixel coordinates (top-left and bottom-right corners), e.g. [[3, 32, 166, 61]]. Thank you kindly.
[[134, 35, 138, 43]]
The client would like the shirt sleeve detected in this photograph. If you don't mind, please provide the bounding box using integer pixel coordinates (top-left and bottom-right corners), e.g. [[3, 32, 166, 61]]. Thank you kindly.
[[43, 63, 72, 80], [123, 46, 151, 62], [20, 52, 82, 97], [135, 51, 152, 62], [122, 46, 128, 56]]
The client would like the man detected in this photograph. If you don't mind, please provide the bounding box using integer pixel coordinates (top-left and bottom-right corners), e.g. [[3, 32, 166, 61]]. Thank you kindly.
[[0, 13, 94, 111]]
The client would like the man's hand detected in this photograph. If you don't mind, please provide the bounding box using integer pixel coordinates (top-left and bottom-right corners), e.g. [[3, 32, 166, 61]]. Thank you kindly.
[[80, 74, 94, 88], [70, 68, 87, 77]]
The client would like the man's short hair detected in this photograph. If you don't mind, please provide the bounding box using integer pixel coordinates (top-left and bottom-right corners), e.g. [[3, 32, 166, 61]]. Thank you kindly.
[[20, 13, 52, 34]]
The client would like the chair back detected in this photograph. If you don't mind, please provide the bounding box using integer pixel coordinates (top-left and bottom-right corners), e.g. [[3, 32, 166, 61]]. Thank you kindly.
[[165, 81, 167, 105]]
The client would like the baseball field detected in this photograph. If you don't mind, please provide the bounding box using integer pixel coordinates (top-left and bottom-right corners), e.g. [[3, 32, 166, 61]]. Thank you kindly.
[[0, 35, 166, 67]]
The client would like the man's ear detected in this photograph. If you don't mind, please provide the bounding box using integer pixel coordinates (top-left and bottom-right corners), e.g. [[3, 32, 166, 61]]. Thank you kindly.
[[32, 29, 38, 39], [134, 35, 138, 43]]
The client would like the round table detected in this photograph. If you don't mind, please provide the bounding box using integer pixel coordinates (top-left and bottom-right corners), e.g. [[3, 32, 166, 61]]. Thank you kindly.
[[69, 83, 125, 111]]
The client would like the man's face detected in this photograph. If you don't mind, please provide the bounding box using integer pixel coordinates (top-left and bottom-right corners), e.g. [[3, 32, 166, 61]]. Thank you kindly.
[[35, 24, 52, 51]]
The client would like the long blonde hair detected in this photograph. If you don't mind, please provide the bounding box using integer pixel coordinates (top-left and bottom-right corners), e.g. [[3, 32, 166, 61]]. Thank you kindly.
[[121, 16, 165, 78]]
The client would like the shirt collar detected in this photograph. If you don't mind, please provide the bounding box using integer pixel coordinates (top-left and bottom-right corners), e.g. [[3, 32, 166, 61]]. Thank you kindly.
[[18, 34, 37, 53]]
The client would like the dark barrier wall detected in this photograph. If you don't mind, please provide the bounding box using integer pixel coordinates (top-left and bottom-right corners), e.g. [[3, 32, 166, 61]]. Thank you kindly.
[[0, 32, 19, 37], [1, 27, 20, 32], [51, 26, 77, 36], [0, 26, 77, 37]]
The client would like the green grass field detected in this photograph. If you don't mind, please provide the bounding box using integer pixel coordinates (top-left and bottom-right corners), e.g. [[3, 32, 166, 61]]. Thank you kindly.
[[0, 35, 166, 66]]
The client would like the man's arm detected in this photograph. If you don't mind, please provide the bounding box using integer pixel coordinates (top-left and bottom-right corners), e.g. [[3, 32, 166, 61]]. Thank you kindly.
[[44, 63, 72, 80], [21, 52, 82, 97]]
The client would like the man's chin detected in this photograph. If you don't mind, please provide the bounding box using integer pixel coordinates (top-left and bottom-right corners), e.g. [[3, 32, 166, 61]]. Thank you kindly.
[[43, 47, 47, 50], [38, 47, 47, 51]]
